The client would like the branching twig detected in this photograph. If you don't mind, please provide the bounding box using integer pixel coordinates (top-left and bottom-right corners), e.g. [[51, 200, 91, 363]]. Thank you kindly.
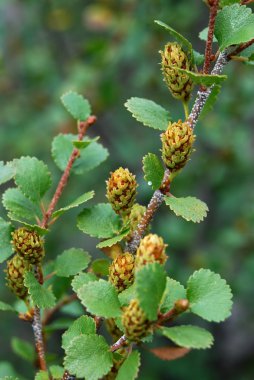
[[228, 38, 254, 58], [110, 335, 127, 352], [203, 0, 219, 75]]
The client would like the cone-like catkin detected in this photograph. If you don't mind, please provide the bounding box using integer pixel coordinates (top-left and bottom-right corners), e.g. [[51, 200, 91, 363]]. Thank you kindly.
[[5, 254, 31, 299], [160, 42, 193, 101], [126, 203, 146, 241], [106, 167, 137, 216], [11, 227, 45, 264], [105, 318, 124, 342], [161, 120, 195, 172], [135, 234, 168, 270], [122, 299, 151, 342], [109, 253, 135, 293]]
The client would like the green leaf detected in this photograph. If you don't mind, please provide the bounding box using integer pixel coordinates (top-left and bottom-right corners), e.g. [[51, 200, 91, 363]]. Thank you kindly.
[[219, 0, 241, 6], [124, 97, 170, 131], [3, 217, 48, 235], [2, 188, 42, 223], [154, 20, 194, 62], [62, 315, 96, 351], [193, 50, 205, 66], [24, 272, 56, 309], [168, 67, 227, 86], [11, 337, 35, 363], [136, 263, 166, 321], [72, 136, 99, 149], [0, 162, 15, 185], [159, 325, 214, 349], [0, 301, 16, 313], [215, 4, 254, 50], [200, 85, 222, 120], [61, 91, 91, 121], [142, 153, 164, 190], [52, 134, 108, 175], [116, 351, 140, 380], [52, 191, 94, 219], [71, 272, 97, 294], [77, 203, 122, 238], [187, 269, 233, 322], [35, 371, 49, 380], [91, 259, 110, 276], [199, 27, 218, 42], [64, 335, 113, 380], [165, 196, 209, 223], [96, 229, 130, 249], [160, 278, 186, 313], [77, 279, 121, 318], [0, 217, 14, 263], [55, 248, 91, 277], [13, 157, 52, 202], [49, 366, 64, 379], [118, 284, 137, 306]]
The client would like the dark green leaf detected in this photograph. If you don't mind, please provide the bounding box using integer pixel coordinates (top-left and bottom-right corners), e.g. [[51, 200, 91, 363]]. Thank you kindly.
[[14, 157, 52, 202], [160, 277, 186, 313], [0, 301, 16, 313], [142, 153, 164, 190], [77, 203, 122, 238], [52, 191, 94, 219], [168, 67, 227, 86], [215, 4, 254, 50], [91, 259, 110, 276], [64, 335, 113, 380], [124, 97, 170, 131], [0, 217, 14, 263], [187, 269, 233, 322], [11, 337, 36, 363], [165, 196, 209, 223], [96, 229, 130, 249], [159, 325, 214, 349], [77, 279, 121, 318], [116, 351, 140, 380], [49, 366, 64, 379], [136, 263, 166, 321], [52, 134, 108, 175], [2, 188, 42, 223], [61, 91, 91, 121], [55, 248, 91, 277], [24, 272, 56, 309], [62, 315, 96, 351]]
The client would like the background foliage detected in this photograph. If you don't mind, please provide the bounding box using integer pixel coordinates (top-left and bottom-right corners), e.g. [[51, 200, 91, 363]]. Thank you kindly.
[[0, 0, 253, 379]]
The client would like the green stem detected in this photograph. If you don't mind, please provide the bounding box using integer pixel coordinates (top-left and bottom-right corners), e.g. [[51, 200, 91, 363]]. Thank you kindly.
[[183, 100, 189, 119]]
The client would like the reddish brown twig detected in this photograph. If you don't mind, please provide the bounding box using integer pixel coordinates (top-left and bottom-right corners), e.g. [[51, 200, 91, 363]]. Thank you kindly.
[[203, 0, 220, 75], [156, 299, 189, 325], [41, 116, 96, 229], [42, 293, 77, 326], [228, 38, 254, 58]]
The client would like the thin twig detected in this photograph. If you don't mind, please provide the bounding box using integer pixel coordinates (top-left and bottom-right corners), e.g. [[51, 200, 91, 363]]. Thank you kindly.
[[228, 38, 254, 58], [203, 0, 219, 75], [42, 293, 77, 326], [110, 335, 127, 352], [32, 307, 47, 371], [41, 116, 96, 229]]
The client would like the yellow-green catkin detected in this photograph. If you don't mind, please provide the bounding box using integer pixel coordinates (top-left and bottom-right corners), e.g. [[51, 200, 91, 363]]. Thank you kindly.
[[161, 120, 195, 172], [135, 233, 168, 270], [106, 167, 137, 216], [160, 42, 193, 101], [109, 253, 135, 293], [5, 254, 31, 299], [11, 227, 45, 264], [122, 299, 151, 342]]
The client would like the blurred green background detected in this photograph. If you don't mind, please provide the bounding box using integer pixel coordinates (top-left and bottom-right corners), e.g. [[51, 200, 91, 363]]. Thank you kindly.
[[0, 0, 254, 379]]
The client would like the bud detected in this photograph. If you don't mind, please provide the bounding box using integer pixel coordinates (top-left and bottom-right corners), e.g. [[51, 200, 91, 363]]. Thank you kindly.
[[161, 120, 195, 172], [135, 234, 168, 270], [174, 299, 190, 314], [122, 299, 151, 342], [109, 253, 135, 293], [11, 227, 45, 264], [5, 254, 31, 299], [106, 167, 137, 216], [160, 42, 193, 101]]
